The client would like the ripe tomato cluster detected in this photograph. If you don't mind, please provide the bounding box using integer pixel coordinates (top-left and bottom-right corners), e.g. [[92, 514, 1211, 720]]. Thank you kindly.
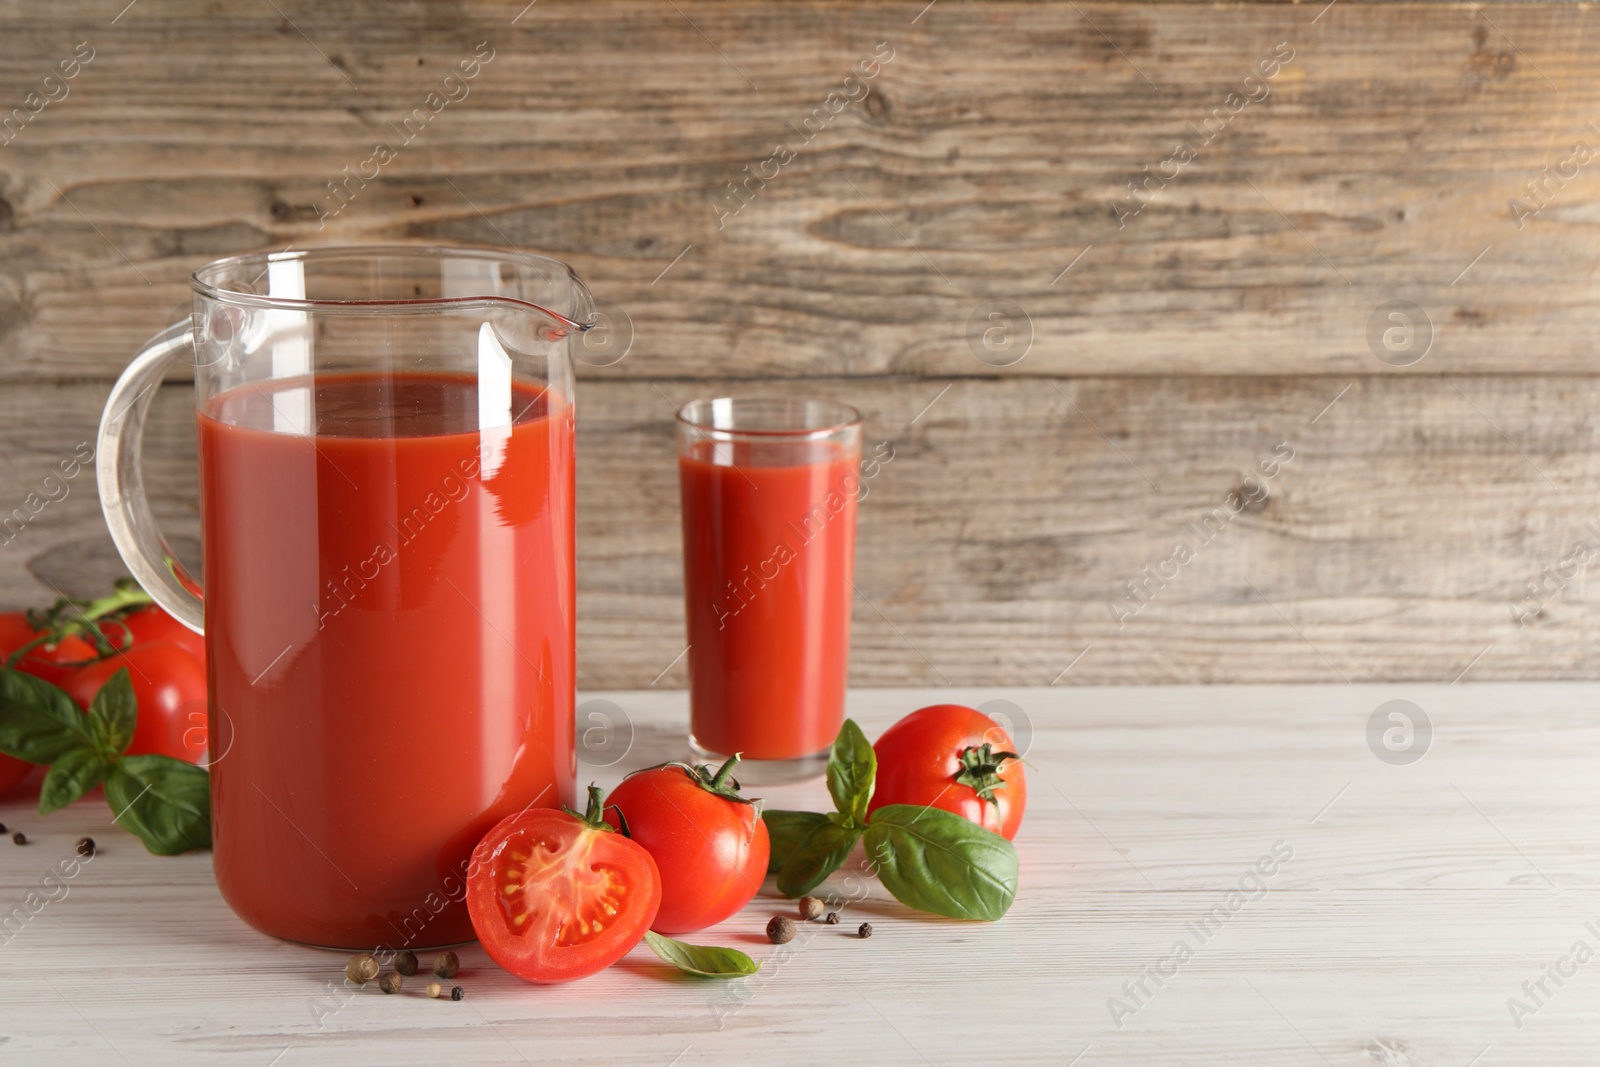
[[465, 703, 1026, 984], [0, 596, 207, 799]]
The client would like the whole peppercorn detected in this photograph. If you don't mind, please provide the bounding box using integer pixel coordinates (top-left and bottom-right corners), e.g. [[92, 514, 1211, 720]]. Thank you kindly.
[[378, 971, 403, 994], [425, 981, 443, 999], [766, 915, 796, 944], [393, 950, 418, 976], [0, 822, 8, 833], [798, 896, 824, 921], [450, 985, 465, 1001], [75, 837, 95, 858], [345, 953, 379, 985], [858, 923, 873, 939], [824, 911, 839, 925], [432, 950, 460, 979], [12, 832, 25, 846]]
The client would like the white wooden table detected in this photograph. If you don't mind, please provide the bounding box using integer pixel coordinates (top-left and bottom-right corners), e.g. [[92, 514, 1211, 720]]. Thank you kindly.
[[1, 685, 1592, 1066]]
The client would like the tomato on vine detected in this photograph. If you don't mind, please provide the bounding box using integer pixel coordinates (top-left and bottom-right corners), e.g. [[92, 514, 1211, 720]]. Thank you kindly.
[[0, 612, 98, 687], [109, 605, 205, 667], [63, 643, 207, 764]]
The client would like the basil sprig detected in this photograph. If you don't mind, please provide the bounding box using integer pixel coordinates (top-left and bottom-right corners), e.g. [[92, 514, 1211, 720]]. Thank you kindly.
[[763, 809, 829, 874], [765, 718, 1019, 921], [644, 930, 760, 978], [0, 666, 210, 855], [768, 720, 874, 897]]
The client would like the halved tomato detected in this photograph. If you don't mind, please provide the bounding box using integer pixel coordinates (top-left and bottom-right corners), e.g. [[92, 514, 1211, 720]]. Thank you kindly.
[[467, 787, 661, 983]]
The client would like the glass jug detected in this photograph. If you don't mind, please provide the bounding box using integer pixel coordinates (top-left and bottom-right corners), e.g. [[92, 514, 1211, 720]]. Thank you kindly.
[[97, 246, 593, 949]]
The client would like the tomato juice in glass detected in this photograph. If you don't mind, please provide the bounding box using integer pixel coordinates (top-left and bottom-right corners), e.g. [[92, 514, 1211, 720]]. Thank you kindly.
[[97, 248, 594, 949], [677, 399, 862, 783]]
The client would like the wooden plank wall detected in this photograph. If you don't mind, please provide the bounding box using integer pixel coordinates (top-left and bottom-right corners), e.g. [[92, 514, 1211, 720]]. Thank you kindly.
[[2, 0, 1599, 687]]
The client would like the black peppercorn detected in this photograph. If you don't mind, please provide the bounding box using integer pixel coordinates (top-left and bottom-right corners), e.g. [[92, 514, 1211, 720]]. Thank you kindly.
[[450, 985, 464, 1001], [858, 922, 872, 938], [393, 950, 418, 976], [766, 915, 796, 944], [12, 832, 25, 845], [378, 971, 403, 994], [345, 953, 379, 985], [432, 950, 459, 978], [75, 837, 95, 857], [824, 911, 839, 925]]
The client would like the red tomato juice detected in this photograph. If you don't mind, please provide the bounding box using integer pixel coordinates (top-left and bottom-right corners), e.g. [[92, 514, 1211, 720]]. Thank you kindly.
[[198, 372, 575, 949], [679, 439, 859, 761]]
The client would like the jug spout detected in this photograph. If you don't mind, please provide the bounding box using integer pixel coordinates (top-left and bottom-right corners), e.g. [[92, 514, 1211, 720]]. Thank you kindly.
[[191, 245, 597, 332]]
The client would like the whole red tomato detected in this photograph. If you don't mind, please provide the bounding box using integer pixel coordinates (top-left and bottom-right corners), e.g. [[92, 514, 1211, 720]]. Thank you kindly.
[[108, 605, 205, 668], [868, 704, 1027, 840], [467, 787, 661, 983], [0, 611, 98, 687], [63, 643, 208, 764], [604, 757, 770, 934]]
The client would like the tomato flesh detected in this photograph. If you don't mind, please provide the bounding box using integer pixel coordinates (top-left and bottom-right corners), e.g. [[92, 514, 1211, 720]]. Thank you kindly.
[[468, 807, 660, 983], [605, 766, 769, 934], [869, 704, 1028, 840]]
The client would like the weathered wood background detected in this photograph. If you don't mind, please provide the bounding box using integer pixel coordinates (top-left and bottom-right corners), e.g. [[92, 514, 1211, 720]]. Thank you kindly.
[[2, 0, 1598, 686]]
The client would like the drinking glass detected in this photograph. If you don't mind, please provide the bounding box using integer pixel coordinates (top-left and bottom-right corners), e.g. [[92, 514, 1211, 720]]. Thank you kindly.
[[677, 397, 862, 783]]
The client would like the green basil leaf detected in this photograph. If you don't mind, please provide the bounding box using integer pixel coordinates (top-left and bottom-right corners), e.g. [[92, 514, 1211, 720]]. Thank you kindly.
[[105, 754, 211, 855], [825, 718, 875, 826], [39, 747, 111, 815], [86, 668, 136, 757], [863, 803, 1018, 921], [763, 809, 830, 874], [777, 820, 861, 898], [0, 667, 93, 765], [643, 930, 761, 978]]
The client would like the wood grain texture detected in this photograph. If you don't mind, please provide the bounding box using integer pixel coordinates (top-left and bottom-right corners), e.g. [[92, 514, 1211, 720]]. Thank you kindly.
[[0, 685, 1595, 1065], [3, 1, 1600, 685], [0, 2, 1597, 379], [4, 374, 1600, 686]]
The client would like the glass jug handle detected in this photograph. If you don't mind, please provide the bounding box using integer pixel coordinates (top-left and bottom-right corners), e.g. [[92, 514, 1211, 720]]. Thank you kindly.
[[96, 322, 205, 635]]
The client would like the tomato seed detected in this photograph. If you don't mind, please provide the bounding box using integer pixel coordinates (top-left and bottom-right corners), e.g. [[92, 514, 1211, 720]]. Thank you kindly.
[[393, 950, 418, 976], [766, 916, 796, 944]]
